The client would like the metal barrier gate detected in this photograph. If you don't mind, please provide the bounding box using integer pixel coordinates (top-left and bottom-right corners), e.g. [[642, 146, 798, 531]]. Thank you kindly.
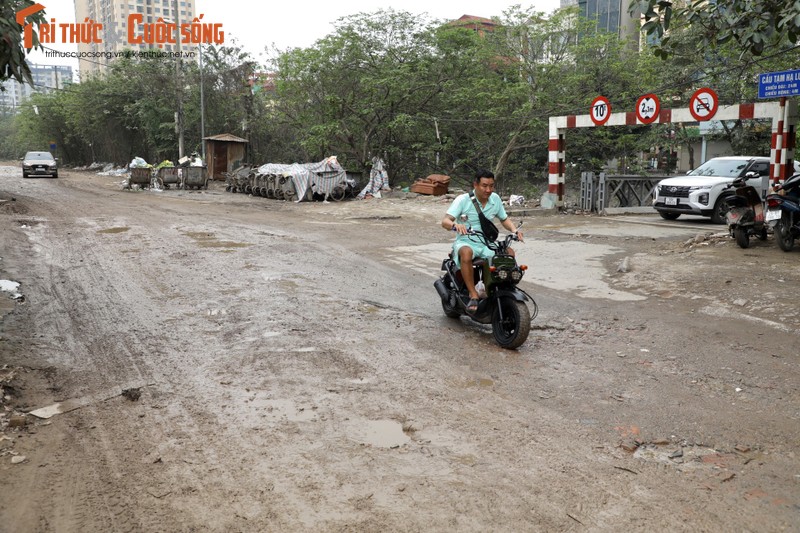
[[580, 172, 664, 212]]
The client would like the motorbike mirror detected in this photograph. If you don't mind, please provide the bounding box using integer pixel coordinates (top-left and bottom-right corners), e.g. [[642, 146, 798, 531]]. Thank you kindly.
[[459, 214, 468, 222]]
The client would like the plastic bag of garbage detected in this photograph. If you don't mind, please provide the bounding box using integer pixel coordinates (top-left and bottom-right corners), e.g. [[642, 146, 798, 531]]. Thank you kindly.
[[509, 194, 525, 206], [129, 157, 149, 168]]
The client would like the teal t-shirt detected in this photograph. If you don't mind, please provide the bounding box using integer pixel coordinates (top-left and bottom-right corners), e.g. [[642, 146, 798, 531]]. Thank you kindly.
[[446, 191, 508, 265]]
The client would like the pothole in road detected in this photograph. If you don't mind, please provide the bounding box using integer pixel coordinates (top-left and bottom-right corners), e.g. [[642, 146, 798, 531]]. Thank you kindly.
[[632, 444, 752, 473], [97, 227, 130, 234], [182, 231, 251, 249], [252, 398, 317, 422], [346, 419, 411, 448]]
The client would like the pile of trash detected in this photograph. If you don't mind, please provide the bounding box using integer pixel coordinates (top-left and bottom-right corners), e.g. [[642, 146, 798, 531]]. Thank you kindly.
[[245, 156, 354, 202], [409, 174, 451, 196], [357, 158, 390, 199], [129, 156, 151, 169]]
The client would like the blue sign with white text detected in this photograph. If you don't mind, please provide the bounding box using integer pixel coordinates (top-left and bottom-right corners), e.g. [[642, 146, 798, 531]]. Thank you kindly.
[[758, 69, 800, 99]]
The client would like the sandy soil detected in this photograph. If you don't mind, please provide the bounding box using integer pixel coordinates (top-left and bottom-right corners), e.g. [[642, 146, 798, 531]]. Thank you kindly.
[[1, 164, 798, 532]]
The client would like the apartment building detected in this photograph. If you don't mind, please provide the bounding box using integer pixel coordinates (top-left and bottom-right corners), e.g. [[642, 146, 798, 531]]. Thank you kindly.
[[0, 65, 74, 112], [562, 0, 642, 48], [74, 0, 196, 76]]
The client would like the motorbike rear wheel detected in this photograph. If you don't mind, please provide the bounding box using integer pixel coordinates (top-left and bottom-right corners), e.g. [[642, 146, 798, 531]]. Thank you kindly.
[[776, 216, 795, 252], [734, 226, 750, 248], [492, 299, 530, 349]]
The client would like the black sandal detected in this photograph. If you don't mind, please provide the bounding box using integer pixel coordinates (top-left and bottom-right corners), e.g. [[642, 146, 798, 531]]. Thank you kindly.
[[466, 298, 479, 313]]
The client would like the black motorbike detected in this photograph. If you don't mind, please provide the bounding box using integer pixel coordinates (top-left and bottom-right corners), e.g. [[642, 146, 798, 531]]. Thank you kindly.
[[765, 172, 800, 252], [723, 176, 768, 248], [433, 223, 537, 349]]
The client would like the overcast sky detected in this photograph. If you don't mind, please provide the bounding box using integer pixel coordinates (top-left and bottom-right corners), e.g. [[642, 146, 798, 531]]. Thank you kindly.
[[27, 0, 563, 72]]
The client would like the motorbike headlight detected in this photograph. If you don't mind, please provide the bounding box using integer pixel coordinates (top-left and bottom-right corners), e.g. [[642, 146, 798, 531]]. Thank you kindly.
[[511, 269, 522, 282], [496, 269, 509, 281]]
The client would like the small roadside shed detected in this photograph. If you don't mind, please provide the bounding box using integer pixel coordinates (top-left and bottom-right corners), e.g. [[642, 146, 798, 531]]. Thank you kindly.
[[203, 133, 249, 181]]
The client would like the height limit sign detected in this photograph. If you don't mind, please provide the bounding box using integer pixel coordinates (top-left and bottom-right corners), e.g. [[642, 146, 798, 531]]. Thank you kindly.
[[636, 93, 660, 124], [590, 96, 611, 126]]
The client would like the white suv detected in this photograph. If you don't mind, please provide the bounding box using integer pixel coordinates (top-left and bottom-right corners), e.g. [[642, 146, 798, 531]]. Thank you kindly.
[[652, 156, 797, 224]]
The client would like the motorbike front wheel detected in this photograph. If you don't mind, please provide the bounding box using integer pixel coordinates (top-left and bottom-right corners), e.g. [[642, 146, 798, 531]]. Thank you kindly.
[[492, 298, 530, 349], [776, 216, 795, 252], [440, 281, 461, 319], [734, 226, 750, 248]]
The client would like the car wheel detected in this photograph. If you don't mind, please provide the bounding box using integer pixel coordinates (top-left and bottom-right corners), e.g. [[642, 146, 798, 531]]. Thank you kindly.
[[22, 172, 29, 178], [711, 195, 731, 224], [53, 172, 58, 179], [658, 212, 680, 220]]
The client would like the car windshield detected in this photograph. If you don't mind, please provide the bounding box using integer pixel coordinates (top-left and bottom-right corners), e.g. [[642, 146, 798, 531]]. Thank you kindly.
[[25, 152, 54, 161], [688, 159, 748, 178]]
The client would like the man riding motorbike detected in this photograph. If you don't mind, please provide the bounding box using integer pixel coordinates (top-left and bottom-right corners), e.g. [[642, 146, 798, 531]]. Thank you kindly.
[[440, 170, 523, 313]]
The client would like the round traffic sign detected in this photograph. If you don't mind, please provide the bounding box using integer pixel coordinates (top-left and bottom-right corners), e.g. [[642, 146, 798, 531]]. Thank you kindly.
[[636, 93, 660, 124], [689, 87, 719, 121], [590, 96, 611, 126]]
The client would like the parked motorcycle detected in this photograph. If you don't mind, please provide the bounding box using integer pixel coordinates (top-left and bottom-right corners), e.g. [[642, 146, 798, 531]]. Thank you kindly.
[[765, 172, 800, 251], [433, 222, 537, 349], [723, 176, 768, 248]]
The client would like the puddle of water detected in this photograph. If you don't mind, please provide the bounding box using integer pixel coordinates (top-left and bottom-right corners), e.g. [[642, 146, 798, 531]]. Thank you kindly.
[[278, 279, 298, 290], [197, 240, 250, 249], [347, 419, 410, 448], [453, 454, 478, 466], [97, 227, 130, 234], [452, 377, 495, 389], [183, 231, 250, 249]]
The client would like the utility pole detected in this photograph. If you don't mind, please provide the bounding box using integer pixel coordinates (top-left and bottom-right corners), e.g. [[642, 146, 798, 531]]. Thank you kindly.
[[199, 44, 206, 161], [174, 0, 184, 159]]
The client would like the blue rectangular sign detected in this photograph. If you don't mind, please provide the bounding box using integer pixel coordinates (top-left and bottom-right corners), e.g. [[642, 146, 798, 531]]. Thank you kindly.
[[758, 69, 800, 99]]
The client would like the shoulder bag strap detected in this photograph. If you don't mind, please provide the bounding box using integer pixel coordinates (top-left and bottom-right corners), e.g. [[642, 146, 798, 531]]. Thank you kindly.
[[469, 191, 484, 215]]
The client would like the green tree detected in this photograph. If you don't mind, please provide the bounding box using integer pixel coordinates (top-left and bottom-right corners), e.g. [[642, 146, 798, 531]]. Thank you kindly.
[[1, 0, 47, 84], [635, 0, 800, 57], [639, 10, 798, 158], [272, 9, 498, 181]]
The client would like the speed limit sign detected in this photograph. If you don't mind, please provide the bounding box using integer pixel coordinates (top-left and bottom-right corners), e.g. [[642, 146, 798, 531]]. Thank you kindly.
[[636, 93, 660, 124], [590, 96, 611, 126]]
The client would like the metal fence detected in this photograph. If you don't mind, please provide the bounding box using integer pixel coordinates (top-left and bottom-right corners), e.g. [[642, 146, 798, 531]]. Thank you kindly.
[[580, 172, 665, 212]]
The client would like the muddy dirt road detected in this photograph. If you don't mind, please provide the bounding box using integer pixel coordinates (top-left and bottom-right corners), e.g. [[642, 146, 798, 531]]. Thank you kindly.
[[1, 165, 798, 532]]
